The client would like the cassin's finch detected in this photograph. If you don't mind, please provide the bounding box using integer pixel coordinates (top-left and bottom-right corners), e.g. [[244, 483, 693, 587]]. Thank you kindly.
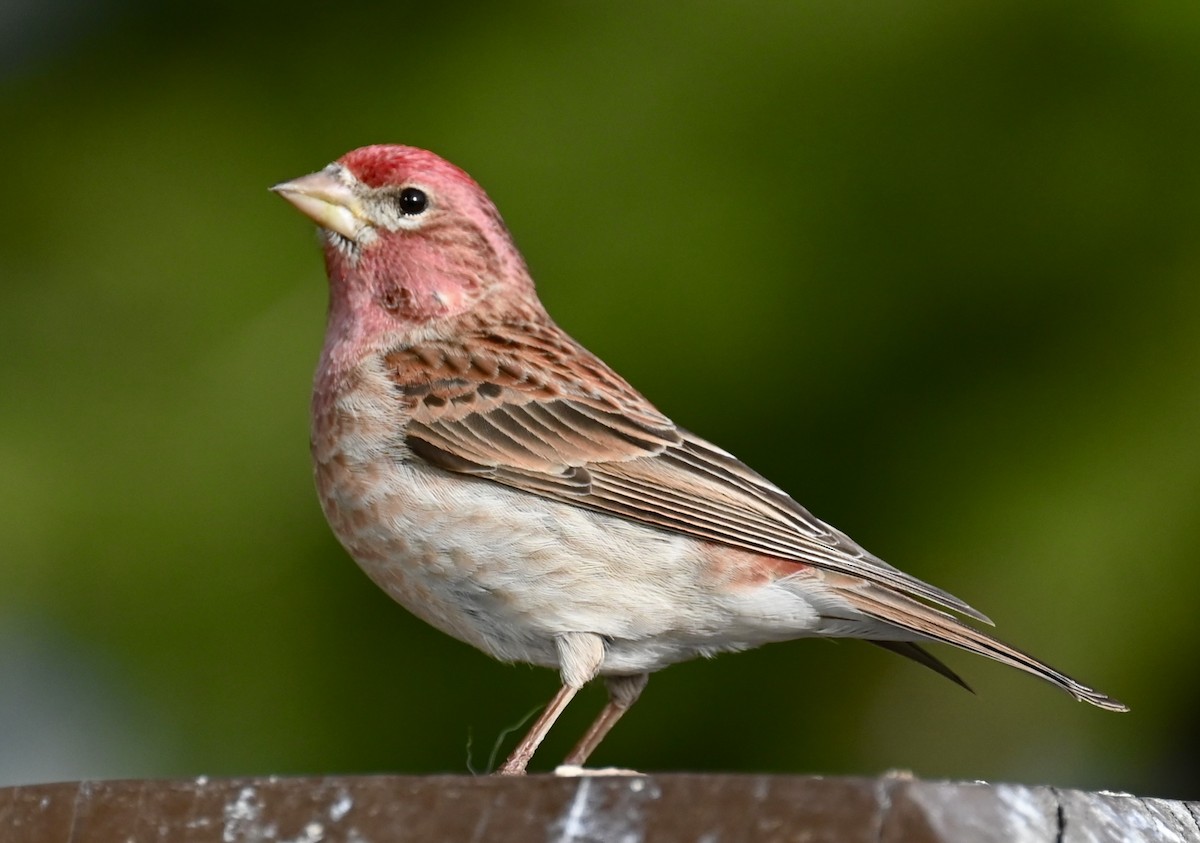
[[272, 145, 1126, 775]]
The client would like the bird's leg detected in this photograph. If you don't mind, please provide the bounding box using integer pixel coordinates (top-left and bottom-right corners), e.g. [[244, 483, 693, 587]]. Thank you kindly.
[[496, 683, 579, 775], [496, 632, 605, 775], [562, 673, 648, 767]]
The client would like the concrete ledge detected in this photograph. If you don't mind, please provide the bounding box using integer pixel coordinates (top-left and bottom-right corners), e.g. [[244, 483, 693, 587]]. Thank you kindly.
[[2, 773, 1197, 842]]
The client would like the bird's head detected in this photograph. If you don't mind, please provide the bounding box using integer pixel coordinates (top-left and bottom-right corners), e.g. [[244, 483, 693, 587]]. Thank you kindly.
[[273, 145, 538, 336]]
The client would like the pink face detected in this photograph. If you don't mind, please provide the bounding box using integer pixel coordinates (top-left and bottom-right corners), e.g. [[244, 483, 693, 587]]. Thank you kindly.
[[274, 145, 538, 361]]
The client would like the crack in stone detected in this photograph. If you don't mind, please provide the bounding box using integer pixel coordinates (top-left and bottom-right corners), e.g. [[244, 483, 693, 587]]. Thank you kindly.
[[1050, 787, 1066, 843]]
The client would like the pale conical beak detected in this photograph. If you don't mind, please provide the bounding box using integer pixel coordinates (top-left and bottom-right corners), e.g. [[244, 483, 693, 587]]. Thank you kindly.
[[271, 169, 369, 242]]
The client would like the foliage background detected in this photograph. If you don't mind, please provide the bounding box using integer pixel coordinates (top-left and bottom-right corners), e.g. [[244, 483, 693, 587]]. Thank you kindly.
[[2, 1, 1196, 798]]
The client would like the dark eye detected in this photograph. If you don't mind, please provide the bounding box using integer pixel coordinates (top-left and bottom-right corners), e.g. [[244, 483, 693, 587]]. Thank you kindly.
[[398, 187, 428, 215]]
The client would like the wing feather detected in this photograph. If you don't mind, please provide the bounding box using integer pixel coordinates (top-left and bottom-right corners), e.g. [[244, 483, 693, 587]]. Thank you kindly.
[[387, 326, 990, 623]]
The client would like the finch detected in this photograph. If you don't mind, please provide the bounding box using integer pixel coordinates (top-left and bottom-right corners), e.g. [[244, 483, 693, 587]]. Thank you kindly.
[[272, 145, 1126, 775]]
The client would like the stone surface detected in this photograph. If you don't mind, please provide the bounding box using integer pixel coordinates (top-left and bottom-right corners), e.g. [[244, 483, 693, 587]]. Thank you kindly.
[[1, 774, 1197, 842]]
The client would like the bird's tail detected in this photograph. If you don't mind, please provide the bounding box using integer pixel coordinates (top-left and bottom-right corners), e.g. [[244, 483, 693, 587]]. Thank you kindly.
[[843, 584, 1128, 712]]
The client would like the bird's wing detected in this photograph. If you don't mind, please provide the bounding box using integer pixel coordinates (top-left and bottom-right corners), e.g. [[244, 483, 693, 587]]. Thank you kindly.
[[383, 323, 1129, 713], [386, 322, 990, 623]]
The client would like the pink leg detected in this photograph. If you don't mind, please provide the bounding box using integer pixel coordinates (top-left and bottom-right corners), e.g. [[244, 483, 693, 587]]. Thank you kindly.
[[496, 683, 580, 775], [562, 674, 648, 767]]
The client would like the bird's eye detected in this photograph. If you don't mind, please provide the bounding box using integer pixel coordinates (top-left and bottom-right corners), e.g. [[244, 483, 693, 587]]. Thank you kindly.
[[398, 187, 428, 215]]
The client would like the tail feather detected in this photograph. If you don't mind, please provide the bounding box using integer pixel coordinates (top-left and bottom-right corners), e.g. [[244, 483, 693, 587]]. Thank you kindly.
[[869, 640, 974, 693], [847, 587, 1128, 712]]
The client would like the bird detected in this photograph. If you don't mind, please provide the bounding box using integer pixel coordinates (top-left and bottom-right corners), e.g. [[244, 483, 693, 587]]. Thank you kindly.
[[271, 144, 1127, 775]]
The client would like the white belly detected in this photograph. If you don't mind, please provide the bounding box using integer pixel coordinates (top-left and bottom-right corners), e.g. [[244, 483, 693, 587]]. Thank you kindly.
[[315, 454, 823, 675]]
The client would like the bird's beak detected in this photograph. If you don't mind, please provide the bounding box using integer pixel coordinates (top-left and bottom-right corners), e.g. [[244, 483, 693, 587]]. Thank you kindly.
[[271, 169, 369, 242]]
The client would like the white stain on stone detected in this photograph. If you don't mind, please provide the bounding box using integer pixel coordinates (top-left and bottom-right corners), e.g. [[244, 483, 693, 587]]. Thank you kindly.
[[282, 821, 325, 843], [552, 778, 647, 843], [558, 778, 594, 842], [223, 785, 277, 843], [329, 791, 354, 822]]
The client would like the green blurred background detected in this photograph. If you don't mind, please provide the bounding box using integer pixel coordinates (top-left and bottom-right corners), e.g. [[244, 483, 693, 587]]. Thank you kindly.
[[2, 0, 1197, 798]]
